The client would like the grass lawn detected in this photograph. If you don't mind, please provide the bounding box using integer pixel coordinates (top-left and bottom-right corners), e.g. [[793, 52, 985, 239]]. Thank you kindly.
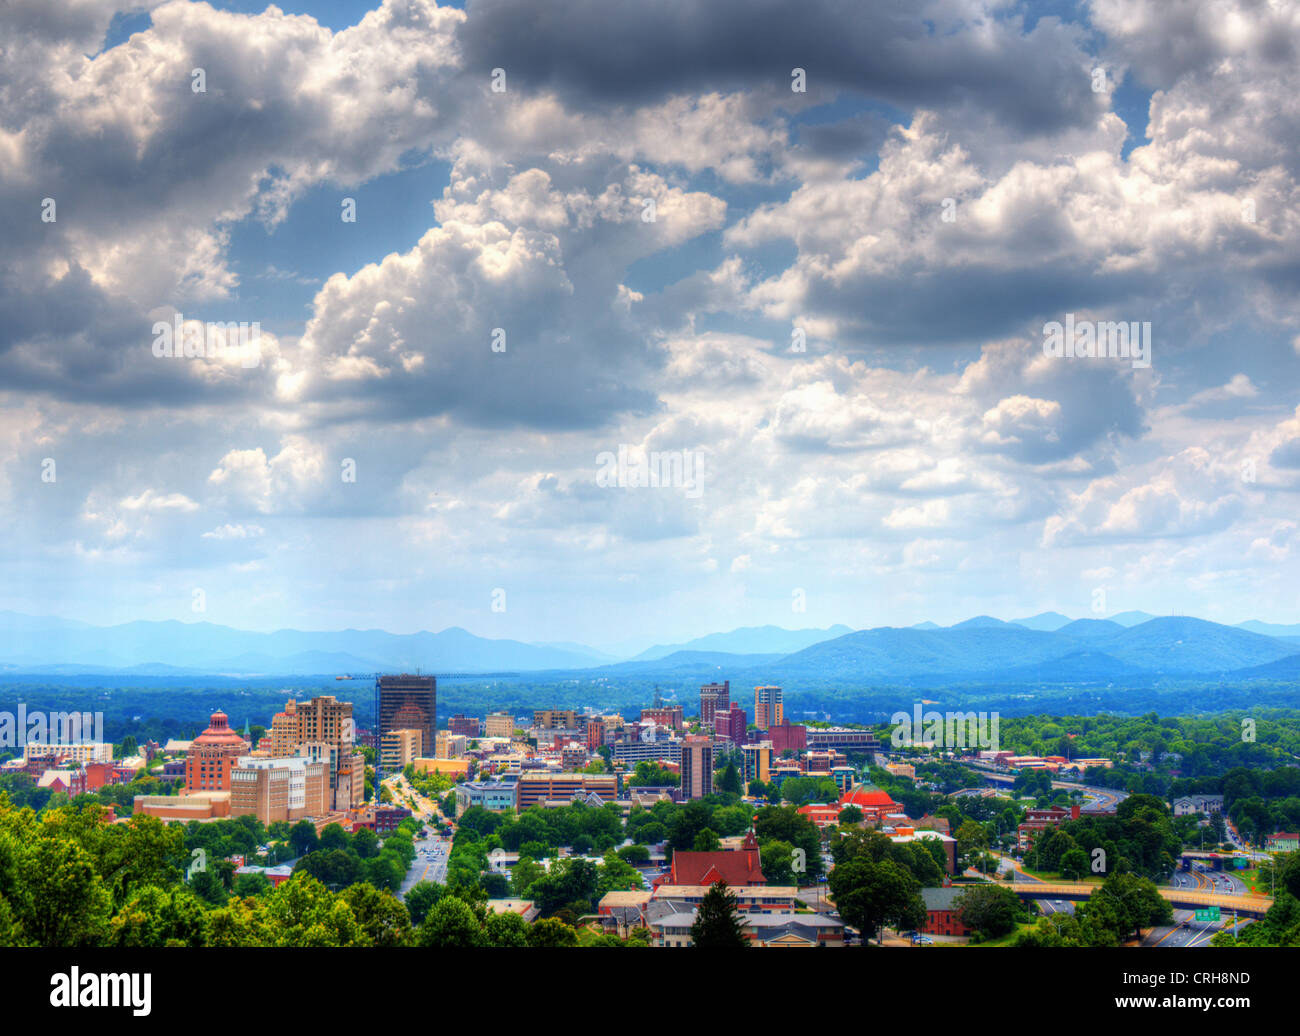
[[971, 923, 1037, 946], [1237, 867, 1267, 894], [1016, 863, 1103, 885]]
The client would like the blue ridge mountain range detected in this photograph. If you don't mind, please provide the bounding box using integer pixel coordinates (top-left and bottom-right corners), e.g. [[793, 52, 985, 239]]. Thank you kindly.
[[3, 610, 1300, 684]]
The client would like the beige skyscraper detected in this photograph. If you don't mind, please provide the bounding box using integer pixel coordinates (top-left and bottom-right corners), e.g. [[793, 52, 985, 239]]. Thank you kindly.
[[754, 685, 783, 730], [680, 735, 714, 800]]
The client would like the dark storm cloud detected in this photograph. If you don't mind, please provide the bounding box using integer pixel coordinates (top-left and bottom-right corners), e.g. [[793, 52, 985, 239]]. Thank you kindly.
[[458, 0, 1103, 134], [794, 111, 894, 164], [805, 265, 1164, 348]]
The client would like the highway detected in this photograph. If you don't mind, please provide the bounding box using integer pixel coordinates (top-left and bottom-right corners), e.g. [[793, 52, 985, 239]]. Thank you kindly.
[[1143, 860, 1253, 946], [1009, 880, 1272, 918]]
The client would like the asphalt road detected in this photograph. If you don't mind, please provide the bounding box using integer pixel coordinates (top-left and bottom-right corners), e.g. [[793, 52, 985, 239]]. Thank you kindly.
[[399, 833, 451, 898], [1145, 863, 1252, 946]]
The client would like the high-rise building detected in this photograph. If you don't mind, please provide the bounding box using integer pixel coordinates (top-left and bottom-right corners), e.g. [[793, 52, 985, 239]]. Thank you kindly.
[[298, 695, 355, 747], [700, 681, 730, 729], [484, 712, 516, 738], [263, 699, 300, 756], [448, 714, 481, 738], [742, 741, 773, 786], [754, 686, 783, 731], [585, 718, 606, 751], [377, 674, 436, 754], [185, 711, 250, 793], [264, 695, 365, 811], [714, 703, 749, 744], [680, 735, 714, 800]]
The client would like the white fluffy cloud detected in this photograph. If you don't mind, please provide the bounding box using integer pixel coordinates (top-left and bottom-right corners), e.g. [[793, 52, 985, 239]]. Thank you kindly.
[[5, 0, 1300, 641]]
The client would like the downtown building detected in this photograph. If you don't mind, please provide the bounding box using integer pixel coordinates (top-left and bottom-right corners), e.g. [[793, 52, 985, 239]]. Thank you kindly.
[[611, 739, 682, 766], [447, 713, 481, 737], [532, 709, 583, 731], [263, 696, 366, 811], [713, 703, 749, 744], [185, 711, 250, 793], [679, 735, 714, 800], [805, 728, 881, 752], [753, 686, 783, 731], [230, 756, 329, 824], [515, 772, 620, 810], [640, 705, 684, 731], [699, 681, 730, 730], [742, 741, 773, 786], [377, 674, 436, 766]]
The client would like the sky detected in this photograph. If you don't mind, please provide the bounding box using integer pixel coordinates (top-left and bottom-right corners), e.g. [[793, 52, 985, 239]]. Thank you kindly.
[[3, 0, 1300, 653]]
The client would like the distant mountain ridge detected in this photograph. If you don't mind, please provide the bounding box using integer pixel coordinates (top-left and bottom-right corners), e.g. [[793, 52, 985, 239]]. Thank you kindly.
[[630, 624, 852, 661], [753, 615, 1300, 685], [0, 612, 602, 675], [3, 610, 1300, 683]]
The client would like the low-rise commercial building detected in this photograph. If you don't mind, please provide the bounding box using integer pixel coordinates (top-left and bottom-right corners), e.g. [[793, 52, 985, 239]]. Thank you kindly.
[[484, 713, 516, 739], [454, 780, 519, 816], [516, 772, 619, 810], [230, 756, 328, 824]]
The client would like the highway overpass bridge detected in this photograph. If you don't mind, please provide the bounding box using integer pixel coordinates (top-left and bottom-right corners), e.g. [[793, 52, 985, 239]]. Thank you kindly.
[[1011, 882, 1273, 919]]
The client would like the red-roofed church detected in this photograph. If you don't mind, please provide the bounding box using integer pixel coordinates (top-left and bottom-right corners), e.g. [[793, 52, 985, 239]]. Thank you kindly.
[[657, 830, 766, 887]]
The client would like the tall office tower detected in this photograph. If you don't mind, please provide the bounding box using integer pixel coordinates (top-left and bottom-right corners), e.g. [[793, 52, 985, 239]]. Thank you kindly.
[[754, 686, 784, 731], [297, 695, 365, 811], [264, 698, 300, 756], [377, 674, 436, 755], [679, 735, 715, 800], [700, 681, 730, 729]]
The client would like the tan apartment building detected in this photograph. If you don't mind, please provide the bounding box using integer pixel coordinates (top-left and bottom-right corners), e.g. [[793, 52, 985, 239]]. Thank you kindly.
[[435, 730, 468, 758], [380, 729, 424, 772]]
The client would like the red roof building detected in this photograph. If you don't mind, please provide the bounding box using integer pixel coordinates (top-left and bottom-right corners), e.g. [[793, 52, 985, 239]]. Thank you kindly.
[[798, 803, 843, 829], [660, 830, 766, 887], [838, 785, 904, 822]]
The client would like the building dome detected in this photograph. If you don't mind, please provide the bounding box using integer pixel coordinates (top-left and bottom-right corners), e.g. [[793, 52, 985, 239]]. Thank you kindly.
[[193, 710, 247, 747], [840, 785, 897, 807]]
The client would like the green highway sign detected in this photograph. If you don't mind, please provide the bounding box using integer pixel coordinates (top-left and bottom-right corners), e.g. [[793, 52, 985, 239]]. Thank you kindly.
[[1195, 907, 1221, 922]]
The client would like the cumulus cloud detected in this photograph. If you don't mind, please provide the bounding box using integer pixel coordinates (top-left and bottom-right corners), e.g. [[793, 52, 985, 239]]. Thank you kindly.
[[4, 0, 1300, 639]]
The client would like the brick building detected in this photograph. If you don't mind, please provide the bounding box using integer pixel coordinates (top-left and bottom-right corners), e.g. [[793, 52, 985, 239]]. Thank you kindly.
[[185, 711, 250, 794]]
